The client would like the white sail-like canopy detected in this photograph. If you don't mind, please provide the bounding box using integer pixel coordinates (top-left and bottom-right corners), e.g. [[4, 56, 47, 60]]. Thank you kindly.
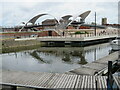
[[27, 14, 48, 25], [79, 10, 91, 20], [27, 13, 59, 25], [19, 10, 91, 31], [19, 13, 59, 32], [61, 15, 73, 21], [67, 10, 91, 26]]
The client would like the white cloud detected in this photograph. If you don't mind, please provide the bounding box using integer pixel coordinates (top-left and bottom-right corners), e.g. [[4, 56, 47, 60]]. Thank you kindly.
[[2, 0, 120, 2], [1, 1, 119, 26]]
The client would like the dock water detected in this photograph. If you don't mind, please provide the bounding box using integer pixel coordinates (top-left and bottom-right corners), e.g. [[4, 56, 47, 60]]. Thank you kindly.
[[0, 51, 119, 89]]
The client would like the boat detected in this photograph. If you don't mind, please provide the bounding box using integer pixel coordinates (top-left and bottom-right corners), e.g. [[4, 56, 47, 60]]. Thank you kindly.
[[110, 37, 120, 50]]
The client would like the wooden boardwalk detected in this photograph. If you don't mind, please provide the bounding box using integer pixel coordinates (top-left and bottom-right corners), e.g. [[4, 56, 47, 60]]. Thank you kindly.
[[0, 70, 108, 89], [114, 76, 120, 89], [66, 51, 119, 75]]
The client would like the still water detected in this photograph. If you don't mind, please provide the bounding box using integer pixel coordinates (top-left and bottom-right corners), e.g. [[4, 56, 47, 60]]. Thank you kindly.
[[1, 43, 112, 73]]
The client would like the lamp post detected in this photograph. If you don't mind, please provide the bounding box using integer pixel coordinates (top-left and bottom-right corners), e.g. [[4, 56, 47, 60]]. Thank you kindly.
[[95, 12, 97, 36]]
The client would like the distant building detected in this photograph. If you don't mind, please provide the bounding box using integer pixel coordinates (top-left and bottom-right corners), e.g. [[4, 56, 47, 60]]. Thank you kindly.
[[104, 24, 120, 28], [102, 18, 107, 25]]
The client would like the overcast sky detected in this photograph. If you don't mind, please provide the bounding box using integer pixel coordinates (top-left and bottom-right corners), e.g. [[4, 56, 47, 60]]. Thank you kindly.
[[0, 0, 119, 27]]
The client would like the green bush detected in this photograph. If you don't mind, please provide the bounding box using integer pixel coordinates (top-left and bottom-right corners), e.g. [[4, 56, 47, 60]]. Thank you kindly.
[[75, 31, 89, 34]]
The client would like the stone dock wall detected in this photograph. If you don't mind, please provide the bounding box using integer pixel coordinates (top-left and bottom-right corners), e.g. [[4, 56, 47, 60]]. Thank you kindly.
[[1, 39, 43, 53]]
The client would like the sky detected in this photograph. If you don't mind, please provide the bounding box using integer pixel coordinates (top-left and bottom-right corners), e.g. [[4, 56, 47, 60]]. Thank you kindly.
[[0, 0, 119, 27]]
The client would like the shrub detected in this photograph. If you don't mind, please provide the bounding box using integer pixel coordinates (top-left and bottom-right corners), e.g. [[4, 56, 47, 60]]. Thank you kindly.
[[75, 31, 89, 34]]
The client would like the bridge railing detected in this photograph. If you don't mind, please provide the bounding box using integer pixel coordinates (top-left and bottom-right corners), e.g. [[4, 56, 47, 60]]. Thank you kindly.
[[43, 31, 118, 38]]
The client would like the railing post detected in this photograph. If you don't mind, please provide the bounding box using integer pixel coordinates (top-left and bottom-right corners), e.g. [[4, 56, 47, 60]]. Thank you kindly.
[[107, 61, 113, 90]]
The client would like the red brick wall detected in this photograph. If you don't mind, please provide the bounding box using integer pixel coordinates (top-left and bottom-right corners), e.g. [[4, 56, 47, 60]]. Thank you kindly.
[[38, 31, 60, 37], [79, 26, 91, 29], [1, 31, 60, 37], [67, 26, 75, 29]]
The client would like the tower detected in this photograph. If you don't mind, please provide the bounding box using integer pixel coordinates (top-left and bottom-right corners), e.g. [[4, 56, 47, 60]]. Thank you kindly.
[[102, 18, 107, 25]]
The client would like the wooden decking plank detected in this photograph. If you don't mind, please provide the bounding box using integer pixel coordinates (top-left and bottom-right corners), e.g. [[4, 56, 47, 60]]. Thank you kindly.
[[24, 72, 44, 86], [26, 74, 45, 85], [81, 75, 86, 89], [34, 73, 50, 86], [97, 76, 101, 89], [1, 70, 111, 89], [86, 76, 89, 88], [37, 73, 53, 87], [3, 71, 25, 84], [87, 76, 90, 88], [12, 73, 30, 84], [93, 76, 96, 89], [42, 73, 56, 87], [13, 72, 37, 84], [45, 73, 60, 88], [84, 75, 88, 88], [74, 75, 81, 88], [2, 71, 19, 82], [62, 74, 71, 88], [9, 71, 40, 85], [53, 74, 65, 88], [58, 74, 70, 88], [91, 76, 95, 89], [89, 76, 92, 88], [31, 72, 45, 85], [70, 75, 78, 88], [26, 72, 45, 86], [49, 73, 63, 88], [101, 76, 107, 89], [100, 76, 105, 89], [37, 73, 52, 86], [75, 75, 83, 88], [52, 74, 65, 88], [53, 74, 67, 88], [65, 75, 74, 88], [102, 76, 107, 89], [90, 76, 94, 89]]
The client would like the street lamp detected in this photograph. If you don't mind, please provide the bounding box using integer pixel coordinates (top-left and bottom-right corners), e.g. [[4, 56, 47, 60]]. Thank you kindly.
[[95, 12, 97, 36]]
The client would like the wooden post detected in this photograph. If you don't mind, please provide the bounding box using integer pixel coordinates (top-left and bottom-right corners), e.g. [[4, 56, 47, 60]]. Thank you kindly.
[[107, 61, 113, 90]]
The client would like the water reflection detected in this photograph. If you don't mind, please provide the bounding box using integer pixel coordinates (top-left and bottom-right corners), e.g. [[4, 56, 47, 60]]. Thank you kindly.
[[33, 47, 87, 65], [1, 43, 112, 73], [29, 51, 51, 64]]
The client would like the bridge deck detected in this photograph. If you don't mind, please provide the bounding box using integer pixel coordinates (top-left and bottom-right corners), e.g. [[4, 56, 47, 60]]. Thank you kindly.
[[1, 70, 108, 89], [36, 35, 117, 42]]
